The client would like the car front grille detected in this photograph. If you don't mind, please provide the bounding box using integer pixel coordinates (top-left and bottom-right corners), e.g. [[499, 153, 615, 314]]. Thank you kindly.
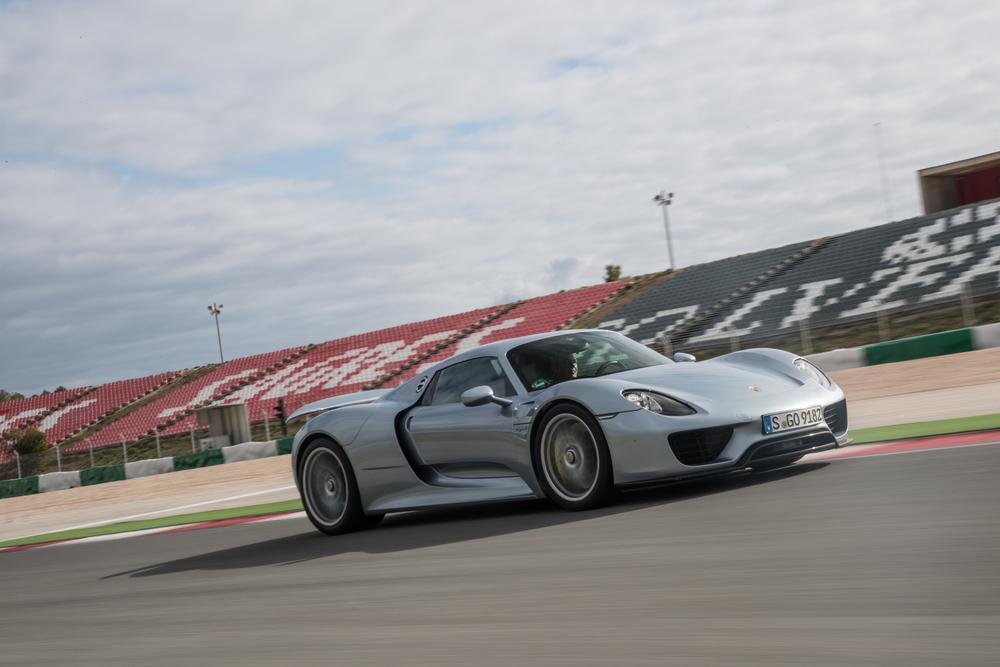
[[824, 399, 848, 435], [668, 426, 734, 465], [748, 431, 837, 462]]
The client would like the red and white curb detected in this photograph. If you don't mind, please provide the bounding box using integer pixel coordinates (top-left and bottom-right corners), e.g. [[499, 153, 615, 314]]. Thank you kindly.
[[805, 429, 1000, 462], [0, 510, 305, 554]]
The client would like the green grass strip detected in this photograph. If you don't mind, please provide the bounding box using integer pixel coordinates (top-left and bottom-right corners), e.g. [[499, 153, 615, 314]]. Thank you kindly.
[[851, 413, 1000, 444], [0, 498, 303, 549]]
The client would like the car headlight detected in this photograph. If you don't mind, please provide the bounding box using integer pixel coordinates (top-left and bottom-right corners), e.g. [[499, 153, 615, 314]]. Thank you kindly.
[[794, 358, 833, 389], [622, 390, 695, 416]]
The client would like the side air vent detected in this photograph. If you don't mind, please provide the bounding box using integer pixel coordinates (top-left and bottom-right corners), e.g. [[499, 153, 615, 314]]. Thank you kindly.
[[668, 426, 734, 465]]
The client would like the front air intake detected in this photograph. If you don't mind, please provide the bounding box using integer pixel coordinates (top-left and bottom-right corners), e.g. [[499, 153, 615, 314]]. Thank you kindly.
[[747, 431, 837, 463], [668, 426, 734, 465], [824, 399, 848, 435]]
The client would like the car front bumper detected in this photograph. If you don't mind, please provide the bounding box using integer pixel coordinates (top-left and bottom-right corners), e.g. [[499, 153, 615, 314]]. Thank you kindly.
[[601, 401, 848, 486]]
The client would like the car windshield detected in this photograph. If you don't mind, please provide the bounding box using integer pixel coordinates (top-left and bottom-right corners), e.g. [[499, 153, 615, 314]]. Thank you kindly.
[[507, 331, 671, 391]]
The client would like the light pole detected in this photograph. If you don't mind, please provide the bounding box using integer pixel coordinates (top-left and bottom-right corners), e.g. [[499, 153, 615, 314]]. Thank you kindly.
[[653, 190, 676, 270], [207, 303, 225, 364]]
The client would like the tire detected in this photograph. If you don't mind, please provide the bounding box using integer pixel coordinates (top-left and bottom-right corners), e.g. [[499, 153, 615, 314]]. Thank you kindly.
[[533, 404, 615, 511], [298, 437, 380, 535]]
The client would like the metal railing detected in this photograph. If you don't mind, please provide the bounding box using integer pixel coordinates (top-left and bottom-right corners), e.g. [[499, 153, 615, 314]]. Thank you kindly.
[[0, 413, 298, 482], [0, 427, 211, 482], [666, 283, 999, 360]]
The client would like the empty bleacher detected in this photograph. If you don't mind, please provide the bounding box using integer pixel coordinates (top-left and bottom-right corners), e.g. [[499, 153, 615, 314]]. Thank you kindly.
[[215, 305, 506, 418], [593, 200, 1000, 352], [596, 242, 811, 345], [212, 283, 627, 421], [40, 371, 180, 445], [0, 386, 92, 437], [5, 198, 999, 461], [77, 345, 311, 447], [679, 200, 1000, 347], [406, 281, 632, 375]]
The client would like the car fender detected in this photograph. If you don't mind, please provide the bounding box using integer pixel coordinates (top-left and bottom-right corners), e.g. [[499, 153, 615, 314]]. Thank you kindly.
[[522, 380, 642, 467], [291, 404, 376, 485]]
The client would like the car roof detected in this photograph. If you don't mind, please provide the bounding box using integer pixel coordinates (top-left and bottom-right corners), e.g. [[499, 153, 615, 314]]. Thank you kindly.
[[437, 329, 611, 367], [384, 329, 625, 401]]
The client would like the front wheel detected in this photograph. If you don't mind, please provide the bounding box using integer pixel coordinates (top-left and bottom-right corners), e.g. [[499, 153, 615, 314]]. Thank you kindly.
[[534, 404, 615, 511], [299, 437, 380, 535]]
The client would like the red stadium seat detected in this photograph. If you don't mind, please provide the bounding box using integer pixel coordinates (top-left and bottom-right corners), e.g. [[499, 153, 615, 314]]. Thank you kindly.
[[215, 306, 502, 419], [404, 281, 630, 378], [4, 282, 626, 457], [0, 386, 91, 437], [42, 372, 180, 448], [82, 346, 308, 447]]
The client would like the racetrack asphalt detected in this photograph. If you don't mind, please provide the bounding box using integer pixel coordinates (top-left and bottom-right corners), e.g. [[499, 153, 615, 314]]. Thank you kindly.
[[3, 444, 999, 666]]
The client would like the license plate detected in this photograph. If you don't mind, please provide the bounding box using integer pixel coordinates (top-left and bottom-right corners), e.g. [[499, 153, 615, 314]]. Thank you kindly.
[[762, 406, 824, 434]]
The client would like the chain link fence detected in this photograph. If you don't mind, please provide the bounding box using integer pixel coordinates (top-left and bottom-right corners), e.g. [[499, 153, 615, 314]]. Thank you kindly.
[[0, 395, 310, 482], [0, 412, 304, 482], [0, 427, 211, 481], [666, 283, 1000, 361]]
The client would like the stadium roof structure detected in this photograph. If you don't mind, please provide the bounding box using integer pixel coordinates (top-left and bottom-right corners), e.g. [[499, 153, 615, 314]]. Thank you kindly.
[[919, 149, 1000, 215]]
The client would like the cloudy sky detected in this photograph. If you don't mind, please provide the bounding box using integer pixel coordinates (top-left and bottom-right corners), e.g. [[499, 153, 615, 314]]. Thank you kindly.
[[2, 1, 999, 394]]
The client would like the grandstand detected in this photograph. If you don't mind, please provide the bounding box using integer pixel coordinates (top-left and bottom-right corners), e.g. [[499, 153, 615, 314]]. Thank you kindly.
[[408, 282, 630, 370], [208, 282, 627, 421], [597, 199, 1000, 352], [212, 305, 507, 421], [2, 198, 999, 471], [592, 241, 815, 346], [0, 386, 92, 437], [40, 372, 180, 444], [71, 345, 313, 450]]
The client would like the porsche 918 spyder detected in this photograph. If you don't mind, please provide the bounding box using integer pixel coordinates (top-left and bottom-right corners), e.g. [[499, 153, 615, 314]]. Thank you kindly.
[[288, 330, 847, 535]]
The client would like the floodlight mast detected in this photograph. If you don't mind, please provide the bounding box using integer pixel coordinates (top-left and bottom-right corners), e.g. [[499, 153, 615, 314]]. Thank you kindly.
[[653, 190, 676, 270], [207, 303, 225, 364]]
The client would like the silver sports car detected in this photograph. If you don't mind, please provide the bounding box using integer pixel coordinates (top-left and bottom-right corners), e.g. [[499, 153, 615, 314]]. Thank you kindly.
[[289, 330, 848, 535]]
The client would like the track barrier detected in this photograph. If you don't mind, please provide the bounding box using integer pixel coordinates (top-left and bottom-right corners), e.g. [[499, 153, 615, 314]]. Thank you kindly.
[[809, 321, 1000, 372], [0, 437, 294, 500]]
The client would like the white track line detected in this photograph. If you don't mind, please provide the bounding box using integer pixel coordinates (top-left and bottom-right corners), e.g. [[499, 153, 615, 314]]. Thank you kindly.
[[806, 439, 1000, 462], [252, 510, 306, 524], [5, 485, 297, 543], [8, 511, 310, 551], [36, 527, 174, 548]]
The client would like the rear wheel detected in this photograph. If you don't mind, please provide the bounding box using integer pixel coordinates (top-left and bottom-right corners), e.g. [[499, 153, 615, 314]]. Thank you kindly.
[[534, 404, 615, 511], [299, 437, 381, 535]]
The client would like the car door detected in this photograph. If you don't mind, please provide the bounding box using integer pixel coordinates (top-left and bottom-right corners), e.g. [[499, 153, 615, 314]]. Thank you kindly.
[[405, 357, 526, 474]]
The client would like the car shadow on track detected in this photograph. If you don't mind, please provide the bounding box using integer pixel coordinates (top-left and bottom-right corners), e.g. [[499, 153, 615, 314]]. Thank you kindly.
[[104, 462, 828, 579]]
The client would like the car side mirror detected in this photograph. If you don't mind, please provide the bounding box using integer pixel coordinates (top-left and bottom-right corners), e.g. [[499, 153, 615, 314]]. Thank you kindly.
[[673, 352, 696, 363], [461, 385, 513, 407]]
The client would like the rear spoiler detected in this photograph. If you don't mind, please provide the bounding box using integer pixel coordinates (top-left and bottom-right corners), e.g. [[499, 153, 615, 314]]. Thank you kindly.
[[285, 389, 390, 423]]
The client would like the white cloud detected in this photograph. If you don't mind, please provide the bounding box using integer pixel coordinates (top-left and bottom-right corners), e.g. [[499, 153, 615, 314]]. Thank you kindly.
[[1, 0, 999, 392]]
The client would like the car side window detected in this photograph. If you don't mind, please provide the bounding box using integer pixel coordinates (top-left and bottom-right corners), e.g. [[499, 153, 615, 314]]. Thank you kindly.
[[428, 357, 515, 406]]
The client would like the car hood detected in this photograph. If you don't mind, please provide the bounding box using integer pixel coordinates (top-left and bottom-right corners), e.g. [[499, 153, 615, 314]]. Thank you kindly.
[[604, 361, 807, 406]]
